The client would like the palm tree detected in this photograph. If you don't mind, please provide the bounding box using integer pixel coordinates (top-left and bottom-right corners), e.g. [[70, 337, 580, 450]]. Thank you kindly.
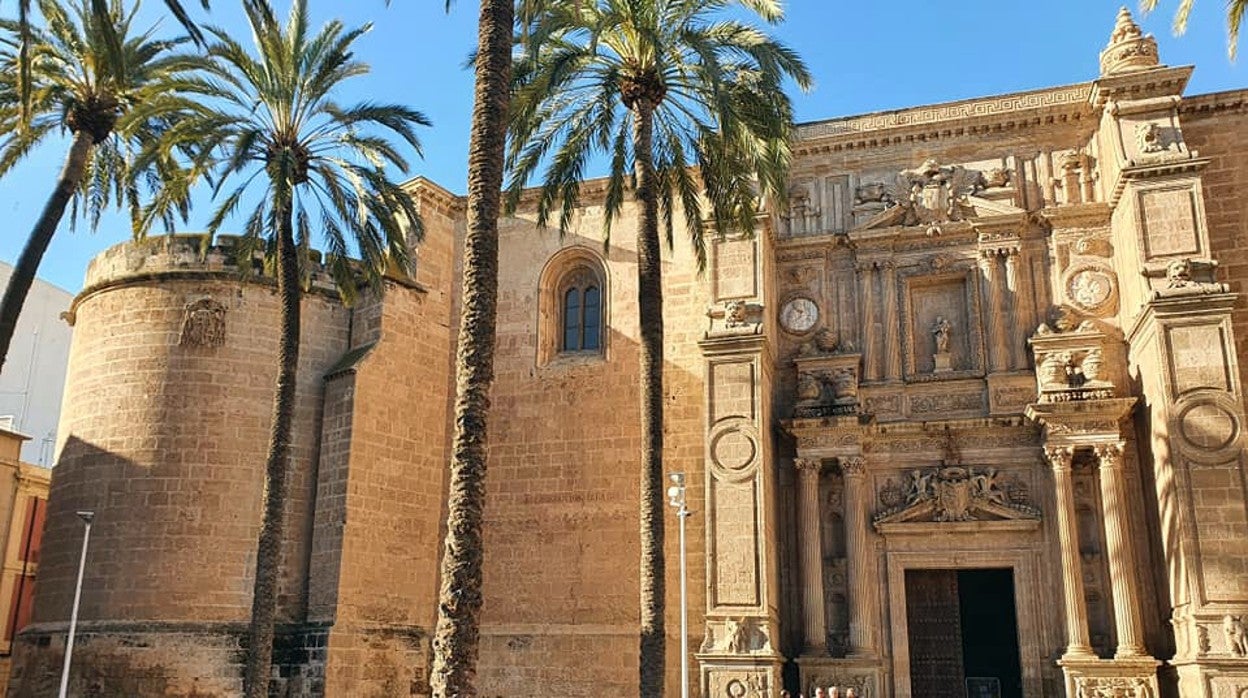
[[427, 0, 515, 694], [506, 1, 810, 693], [136, 1, 428, 694], [1140, 0, 1245, 59], [0, 0, 197, 378]]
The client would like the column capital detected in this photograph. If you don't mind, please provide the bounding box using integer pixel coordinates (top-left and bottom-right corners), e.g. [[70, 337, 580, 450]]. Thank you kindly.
[[794, 457, 825, 474], [840, 456, 867, 477], [1094, 442, 1125, 470], [1044, 445, 1075, 471]]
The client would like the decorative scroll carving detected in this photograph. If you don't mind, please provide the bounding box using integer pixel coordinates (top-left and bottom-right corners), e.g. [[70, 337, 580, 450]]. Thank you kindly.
[[840, 456, 866, 477], [873, 465, 1039, 523], [180, 297, 227, 347], [1044, 445, 1075, 470], [793, 353, 862, 418], [1030, 323, 1117, 402]]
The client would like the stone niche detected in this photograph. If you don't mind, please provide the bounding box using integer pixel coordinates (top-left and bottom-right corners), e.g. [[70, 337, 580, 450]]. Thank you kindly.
[[902, 270, 982, 379]]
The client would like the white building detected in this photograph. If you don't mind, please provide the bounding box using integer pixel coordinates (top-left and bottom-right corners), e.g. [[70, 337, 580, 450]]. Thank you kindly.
[[0, 261, 73, 466]]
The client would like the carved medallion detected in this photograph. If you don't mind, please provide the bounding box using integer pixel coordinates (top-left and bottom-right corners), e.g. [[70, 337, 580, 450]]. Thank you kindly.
[[780, 296, 819, 334], [1065, 265, 1117, 315], [179, 296, 227, 347]]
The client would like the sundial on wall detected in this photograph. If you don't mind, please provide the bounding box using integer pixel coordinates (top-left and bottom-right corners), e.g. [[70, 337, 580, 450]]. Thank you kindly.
[[780, 297, 819, 334]]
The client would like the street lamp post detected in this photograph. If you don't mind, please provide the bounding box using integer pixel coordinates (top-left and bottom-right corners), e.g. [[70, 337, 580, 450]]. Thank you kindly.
[[667, 473, 691, 698], [59, 510, 94, 698]]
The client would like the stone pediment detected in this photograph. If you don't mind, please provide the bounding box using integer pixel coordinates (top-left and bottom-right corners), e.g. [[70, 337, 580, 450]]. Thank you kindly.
[[873, 464, 1040, 531], [853, 159, 1025, 234]]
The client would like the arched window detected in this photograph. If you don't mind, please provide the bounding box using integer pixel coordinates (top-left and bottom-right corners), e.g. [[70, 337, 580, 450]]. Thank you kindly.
[[538, 247, 608, 366], [560, 271, 601, 352]]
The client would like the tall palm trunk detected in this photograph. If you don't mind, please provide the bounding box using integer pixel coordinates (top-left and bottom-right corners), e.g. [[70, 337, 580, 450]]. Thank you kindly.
[[632, 102, 666, 698], [0, 130, 93, 377], [243, 196, 300, 698], [428, 0, 513, 695]]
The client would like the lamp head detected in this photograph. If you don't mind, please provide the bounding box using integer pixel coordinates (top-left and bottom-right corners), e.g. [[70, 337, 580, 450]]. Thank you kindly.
[[76, 511, 94, 525]]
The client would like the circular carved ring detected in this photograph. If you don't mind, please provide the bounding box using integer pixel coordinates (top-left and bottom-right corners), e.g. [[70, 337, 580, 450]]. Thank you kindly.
[[708, 418, 760, 482], [1176, 398, 1241, 455]]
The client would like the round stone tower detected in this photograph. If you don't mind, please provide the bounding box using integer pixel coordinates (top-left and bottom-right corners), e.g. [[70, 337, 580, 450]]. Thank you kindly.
[[10, 235, 352, 696]]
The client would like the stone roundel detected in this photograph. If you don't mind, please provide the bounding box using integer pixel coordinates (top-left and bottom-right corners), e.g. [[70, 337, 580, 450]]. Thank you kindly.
[[1177, 400, 1240, 453], [1064, 263, 1118, 315]]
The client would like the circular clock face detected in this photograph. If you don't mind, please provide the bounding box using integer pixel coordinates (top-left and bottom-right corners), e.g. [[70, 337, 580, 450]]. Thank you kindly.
[[780, 297, 819, 334]]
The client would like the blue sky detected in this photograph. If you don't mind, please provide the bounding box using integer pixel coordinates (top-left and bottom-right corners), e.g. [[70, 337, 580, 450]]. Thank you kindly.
[[0, 0, 1242, 293]]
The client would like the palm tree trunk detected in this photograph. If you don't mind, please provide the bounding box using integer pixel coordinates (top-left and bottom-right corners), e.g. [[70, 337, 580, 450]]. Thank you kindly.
[[632, 102, 666, 698], [243, 196, 300, 698], [0, 130, 93, 378], [428, 0, 512, 695]]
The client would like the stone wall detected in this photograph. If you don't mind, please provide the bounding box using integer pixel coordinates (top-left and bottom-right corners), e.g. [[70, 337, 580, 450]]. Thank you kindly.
[[7, 177, 459, 696], [476, 196, 710, 697]]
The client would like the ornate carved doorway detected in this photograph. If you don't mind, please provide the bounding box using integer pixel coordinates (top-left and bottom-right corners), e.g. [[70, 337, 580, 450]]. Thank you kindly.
[[904, 568, 1023, 698]]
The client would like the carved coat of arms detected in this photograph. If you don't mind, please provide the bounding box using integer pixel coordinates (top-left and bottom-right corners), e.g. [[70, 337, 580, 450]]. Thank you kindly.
[[886, 158, 986, 227]]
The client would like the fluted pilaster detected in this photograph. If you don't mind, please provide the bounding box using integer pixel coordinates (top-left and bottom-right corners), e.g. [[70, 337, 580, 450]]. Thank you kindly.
[[980, 251, 1009, 373], [795, 458, 827, 654], [1094, 442, 1149, 658], [1004, 248, 1024, 370], [841, 456, 876, 657], [881, 261, 901, 381], [1046, 445, 1095, 658], [857, 263, 880, 381]]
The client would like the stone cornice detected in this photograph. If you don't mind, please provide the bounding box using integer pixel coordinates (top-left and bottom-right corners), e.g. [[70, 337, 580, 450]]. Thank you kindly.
[[1090, 65, 1193, 108], [1179, 88, 1248, 118], [793, 83, 1095, 153]]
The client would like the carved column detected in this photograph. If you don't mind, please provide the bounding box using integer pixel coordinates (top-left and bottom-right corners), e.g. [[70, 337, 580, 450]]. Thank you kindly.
[[1094, 442, 1149, 658], [881, 261, 902, 381], [841, 456, 876, 657], [1046, 445, 1095, 658], [979, 250, 1009, 373], [795, 458, 827, 654], [857, 263, 879, 381]]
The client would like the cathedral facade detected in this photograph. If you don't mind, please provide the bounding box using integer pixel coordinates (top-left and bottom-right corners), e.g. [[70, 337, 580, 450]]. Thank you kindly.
[[8, 9, 1248, 698]]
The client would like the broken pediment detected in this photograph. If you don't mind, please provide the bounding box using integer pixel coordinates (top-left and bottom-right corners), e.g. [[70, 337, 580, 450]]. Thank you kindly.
[[873, 465, 1040, 530], [853, 159, 1025, 234]]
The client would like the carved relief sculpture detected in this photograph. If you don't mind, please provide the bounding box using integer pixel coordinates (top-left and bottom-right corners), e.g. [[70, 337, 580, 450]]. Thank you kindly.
[[855, 158, 988, 234], [874, 465, 1039, 524], [1150, 258, 1229, 299], [707, 300, 763, 336], [1225, 614, 1248, 657], [179, 297, 227, 347], [781, 297, 820, 335], [1074, 676, 1154, 698]]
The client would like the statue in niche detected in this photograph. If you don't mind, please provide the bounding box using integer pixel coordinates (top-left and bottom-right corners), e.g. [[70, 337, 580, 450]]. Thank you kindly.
[[932, 316, 952, 353], [931, 316, 953, 372], [1225, 614, 1248, 657]]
